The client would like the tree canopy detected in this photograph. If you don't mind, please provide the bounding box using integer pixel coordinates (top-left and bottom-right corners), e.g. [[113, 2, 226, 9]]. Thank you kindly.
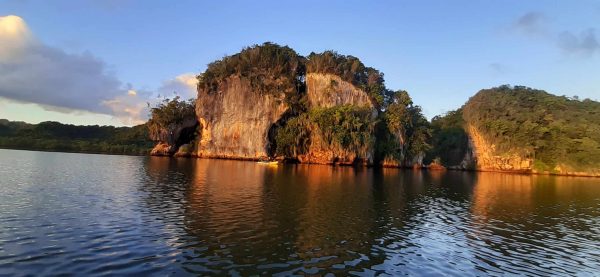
[[147, 96, 196, 141], [197, 42, 305, 106], [0, 119, 153, 155]]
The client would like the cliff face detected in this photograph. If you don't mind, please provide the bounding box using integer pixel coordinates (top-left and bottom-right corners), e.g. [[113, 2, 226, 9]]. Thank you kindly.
[[305, 73, 374, 109], [462, 124, 532, 172], [149, 117, 197, 156], [297, 73, 377, 165], [459, 124, 600, 177], [195, 75, 289, 160]]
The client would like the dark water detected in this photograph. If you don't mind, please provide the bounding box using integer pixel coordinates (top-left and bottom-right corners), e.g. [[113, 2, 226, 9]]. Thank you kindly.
[[1, 149, 599, 276]]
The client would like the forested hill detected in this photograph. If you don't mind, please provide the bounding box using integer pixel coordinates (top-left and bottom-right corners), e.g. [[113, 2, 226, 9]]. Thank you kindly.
[[429, 85, 600, 175], [0, 119, 154, 155], [464, 86, 600, 172]]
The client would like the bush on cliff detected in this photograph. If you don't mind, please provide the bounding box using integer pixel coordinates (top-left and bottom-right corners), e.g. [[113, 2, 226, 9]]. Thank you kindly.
[[309, 105, 376, 152], [147, 96, 196, 141], [197, 42, 306, 110]]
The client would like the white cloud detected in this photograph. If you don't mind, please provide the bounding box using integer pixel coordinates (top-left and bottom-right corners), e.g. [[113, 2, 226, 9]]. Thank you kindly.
[[0, 15, 126, 114], [101, 91, 151, 125], [157, 73, 198, 99], [0, 15, 197, 125]]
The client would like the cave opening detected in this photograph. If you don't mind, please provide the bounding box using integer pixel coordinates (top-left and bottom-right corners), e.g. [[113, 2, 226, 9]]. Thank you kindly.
[[174, 121, 200, 150], [266, 110, 296, 159]]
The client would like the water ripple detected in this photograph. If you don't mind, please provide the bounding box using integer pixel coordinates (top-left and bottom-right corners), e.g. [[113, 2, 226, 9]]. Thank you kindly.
[[0, 149, 599, 275]]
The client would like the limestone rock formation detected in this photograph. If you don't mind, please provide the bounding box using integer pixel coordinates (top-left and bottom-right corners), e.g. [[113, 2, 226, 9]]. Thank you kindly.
[[296, 73, 377, 165], [459, 124, 600, 176], [195, 76, 289, 160], [463, 124, 532, 172], [150, 142, 173, 156], [305, 73, 374, 109]]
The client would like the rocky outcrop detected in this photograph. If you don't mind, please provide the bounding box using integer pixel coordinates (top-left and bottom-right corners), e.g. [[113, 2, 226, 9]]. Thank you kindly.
[[305, 73, 374, 109], [381, 154, 425, 168], [150, 117, 198, 156], [150, 142, 173, 156], [174, 143, 195, 157], [296, 73, 377, 165], [195, 75, 289, 160], [457, 124, 600, 176], [458, 124, 532, 172]]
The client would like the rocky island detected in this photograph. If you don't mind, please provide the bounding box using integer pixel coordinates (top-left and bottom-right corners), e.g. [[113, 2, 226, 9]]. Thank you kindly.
[[145, 43, 600, 177], [1, 43, 597, 177]]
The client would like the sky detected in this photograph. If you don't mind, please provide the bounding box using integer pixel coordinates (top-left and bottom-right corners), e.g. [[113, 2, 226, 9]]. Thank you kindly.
[[1, 0, 599, 126]]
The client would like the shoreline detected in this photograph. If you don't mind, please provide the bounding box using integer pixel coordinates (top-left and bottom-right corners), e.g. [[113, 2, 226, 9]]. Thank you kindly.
[[2, 147, 598, 178], [0, 147, 149, 157], [162, 153, 600, 178]]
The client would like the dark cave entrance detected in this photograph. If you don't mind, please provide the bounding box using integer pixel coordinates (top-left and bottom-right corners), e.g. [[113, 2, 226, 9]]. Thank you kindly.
[[266, 110, 300, 159]]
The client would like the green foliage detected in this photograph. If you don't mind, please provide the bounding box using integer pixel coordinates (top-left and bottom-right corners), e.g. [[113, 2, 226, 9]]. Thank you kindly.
[[274, 114, 311, 157], [425, 109, 469, 166], [308, 105, 376, 151], [379, 91, 431, 163], [147, 96, 196, 140], [198, 42, 305, 109], [462, 85, 600, 171], [0, 120, 153, 155], [306, 51, 393, 108]]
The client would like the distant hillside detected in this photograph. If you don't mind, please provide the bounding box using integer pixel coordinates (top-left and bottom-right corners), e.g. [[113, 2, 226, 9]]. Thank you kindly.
[[428, 85, 600, 176], [0, 120, 153, 155]]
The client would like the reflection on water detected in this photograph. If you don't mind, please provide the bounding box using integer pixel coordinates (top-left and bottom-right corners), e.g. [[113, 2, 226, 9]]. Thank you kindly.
[[0, 149, 599, 275]]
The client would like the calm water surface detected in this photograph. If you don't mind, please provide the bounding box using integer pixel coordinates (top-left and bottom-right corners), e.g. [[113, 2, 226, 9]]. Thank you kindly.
[[0, 149, 599, 276]]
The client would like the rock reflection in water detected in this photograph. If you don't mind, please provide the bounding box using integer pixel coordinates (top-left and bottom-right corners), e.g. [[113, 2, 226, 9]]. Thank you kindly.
[[2, 150, 597, 276]]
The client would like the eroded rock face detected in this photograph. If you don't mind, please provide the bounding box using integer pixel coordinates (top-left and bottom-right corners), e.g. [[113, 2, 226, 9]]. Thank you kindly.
[[306, 73, 374, 109], [462, 124, 600, 176], [150, 142, 174, 156], [463, 124, 532, 172], [195, 76, 289, 160], [297, 73, 377, 165], [149, 117, 198, 156]]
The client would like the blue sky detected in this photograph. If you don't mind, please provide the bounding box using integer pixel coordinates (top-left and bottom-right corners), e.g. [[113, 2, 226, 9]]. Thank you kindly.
[[1, 0, 599, 126]]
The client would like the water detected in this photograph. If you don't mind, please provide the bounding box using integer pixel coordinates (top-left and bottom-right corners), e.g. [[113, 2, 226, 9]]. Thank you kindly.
[[0, 149, 599, 276]]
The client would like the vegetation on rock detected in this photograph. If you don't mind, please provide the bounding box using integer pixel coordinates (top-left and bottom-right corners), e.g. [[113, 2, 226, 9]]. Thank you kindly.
[[147, 96, 196, 142], [309, 105, 376, 152], [274, 114, 311, 157], [197, 42, 306, 111], [462, 85, 600, 172], [306, 51, 392, 108]]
